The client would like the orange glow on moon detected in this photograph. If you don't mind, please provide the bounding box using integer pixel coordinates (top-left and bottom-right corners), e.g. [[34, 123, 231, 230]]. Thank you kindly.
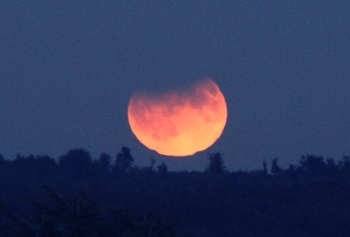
[[127, 78, 228, 157]]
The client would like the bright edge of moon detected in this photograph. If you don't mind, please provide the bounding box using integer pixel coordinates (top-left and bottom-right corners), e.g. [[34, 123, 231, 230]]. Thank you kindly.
[[127, 78, 228, 157]]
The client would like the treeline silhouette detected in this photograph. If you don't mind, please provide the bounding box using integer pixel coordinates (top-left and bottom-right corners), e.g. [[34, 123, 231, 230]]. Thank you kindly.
[[1, 148, 350, 236]]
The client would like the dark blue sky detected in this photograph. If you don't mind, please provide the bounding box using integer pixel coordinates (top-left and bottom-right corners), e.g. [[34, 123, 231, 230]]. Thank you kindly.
[[1, 1, 350, 171]]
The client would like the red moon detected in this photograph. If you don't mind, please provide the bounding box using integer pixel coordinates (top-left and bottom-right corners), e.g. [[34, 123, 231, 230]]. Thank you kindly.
[[127, 78, 228, 157]]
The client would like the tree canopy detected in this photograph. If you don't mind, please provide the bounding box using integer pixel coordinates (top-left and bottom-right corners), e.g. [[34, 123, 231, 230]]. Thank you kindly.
[[1, 148, 350, 236]]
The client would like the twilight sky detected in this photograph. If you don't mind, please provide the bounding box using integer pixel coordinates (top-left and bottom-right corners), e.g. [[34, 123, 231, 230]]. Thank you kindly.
[[1, 1, 350, 171]]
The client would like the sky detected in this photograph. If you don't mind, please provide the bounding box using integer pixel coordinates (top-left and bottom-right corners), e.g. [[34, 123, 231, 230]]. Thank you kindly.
[[1, 1, 350, 171]]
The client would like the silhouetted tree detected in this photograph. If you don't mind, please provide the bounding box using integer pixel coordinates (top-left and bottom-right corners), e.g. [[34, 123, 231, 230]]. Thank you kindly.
[[271, 157, 282, 175], [6, 154, 56, 179], [149, 158, 156, 171], [113, 146, 134, 174], [5, 147, 350, 236], [207, 152, 225, 174], [325, 158, 339, 176], [339, 155, 350, 170], [263, 159, 268, 174], [59, 149, 92, 178], [337, 155, 350, 178], [299, 154, 326, 176], [97, 153, 112, 173], [158, 162, 168, 175], [12, 154, 26, 168]]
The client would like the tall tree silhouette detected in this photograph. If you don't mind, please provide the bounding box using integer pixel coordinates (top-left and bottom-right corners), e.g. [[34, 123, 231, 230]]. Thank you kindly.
[[207, 152, 225, 174], [113, 146, 134, 174], [271, 157, 282, 175]]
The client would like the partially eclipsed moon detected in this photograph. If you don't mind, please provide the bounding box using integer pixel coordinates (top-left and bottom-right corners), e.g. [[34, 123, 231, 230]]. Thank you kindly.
[[127, 78, 228, 157]]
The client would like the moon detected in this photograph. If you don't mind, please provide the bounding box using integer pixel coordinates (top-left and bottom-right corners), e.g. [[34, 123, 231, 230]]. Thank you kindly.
[[127, 78, 228, 157]]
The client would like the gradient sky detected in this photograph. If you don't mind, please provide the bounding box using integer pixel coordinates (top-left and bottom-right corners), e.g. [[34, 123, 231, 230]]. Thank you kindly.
[[1, 1, 350, 171]]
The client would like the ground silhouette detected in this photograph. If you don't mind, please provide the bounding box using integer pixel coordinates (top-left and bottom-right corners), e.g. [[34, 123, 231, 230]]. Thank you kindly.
[[1, 148, 350, 236]]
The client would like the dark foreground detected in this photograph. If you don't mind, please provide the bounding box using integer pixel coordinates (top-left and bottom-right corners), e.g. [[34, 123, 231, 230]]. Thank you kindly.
[[1, 148, 350, 236]]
